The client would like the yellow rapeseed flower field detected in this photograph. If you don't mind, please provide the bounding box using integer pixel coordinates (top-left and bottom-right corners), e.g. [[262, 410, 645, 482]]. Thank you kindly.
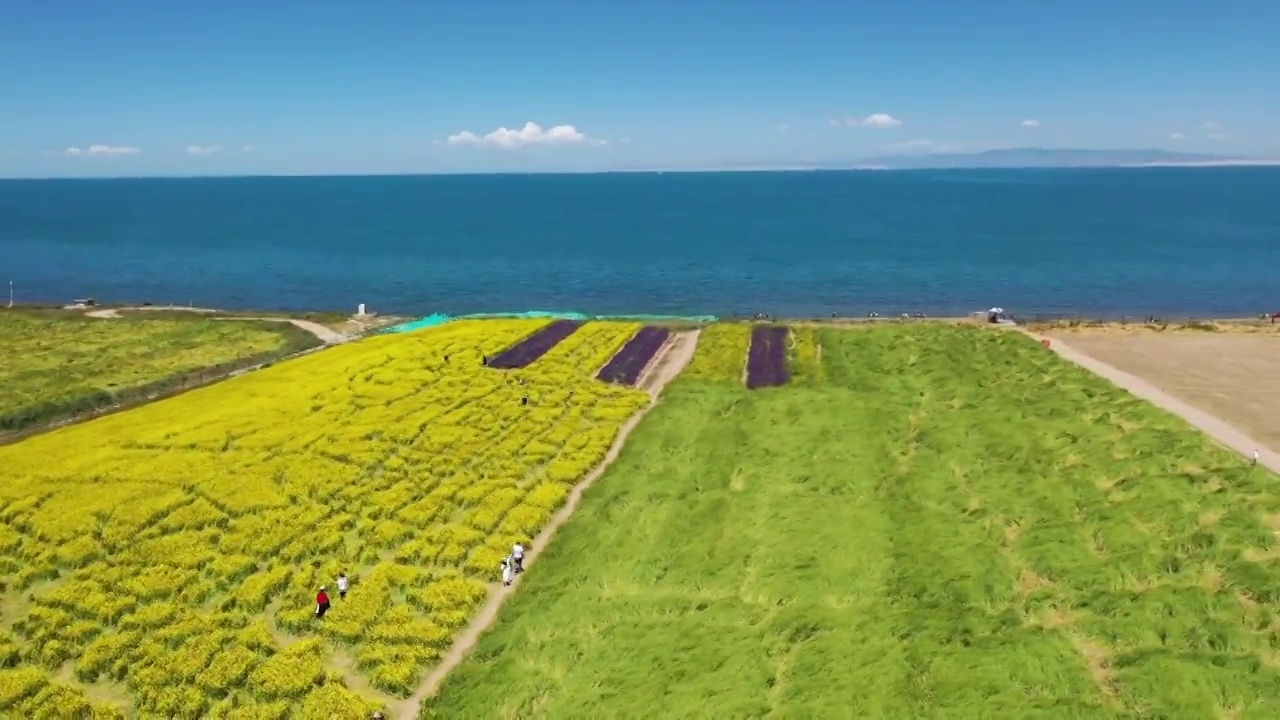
[[0, 318, 651, 716]]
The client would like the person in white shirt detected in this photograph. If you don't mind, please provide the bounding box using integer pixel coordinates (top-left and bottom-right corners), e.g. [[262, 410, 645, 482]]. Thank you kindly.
[[1253, 449, 1260, 466], [337, 572, 349, 600], [512, 542, 525, 573], [501, 556, 514, 587]]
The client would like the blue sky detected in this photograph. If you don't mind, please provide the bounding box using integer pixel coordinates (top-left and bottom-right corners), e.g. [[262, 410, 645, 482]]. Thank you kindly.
[[2, 0, 1277, 177]]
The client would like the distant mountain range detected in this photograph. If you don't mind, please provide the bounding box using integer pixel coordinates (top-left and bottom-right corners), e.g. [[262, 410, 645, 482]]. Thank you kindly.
[[849, 147, 1272, 170], [630, 148, 1278, 173]]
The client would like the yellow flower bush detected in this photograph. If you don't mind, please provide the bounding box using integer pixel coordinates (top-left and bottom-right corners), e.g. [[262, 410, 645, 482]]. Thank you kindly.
[[682, 321, 752, 383], [0, 319, 653, 714], [786, 325, 826, 384], [0, 666, 124, 717]]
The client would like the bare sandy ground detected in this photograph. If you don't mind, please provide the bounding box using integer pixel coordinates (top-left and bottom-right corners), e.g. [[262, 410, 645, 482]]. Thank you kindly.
[[1029, 328, 1280, 471], [394, 329, 701, 718]]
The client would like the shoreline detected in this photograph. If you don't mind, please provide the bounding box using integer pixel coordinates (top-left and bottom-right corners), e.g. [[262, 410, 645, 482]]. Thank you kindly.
[[5, 301, 1278, 329]]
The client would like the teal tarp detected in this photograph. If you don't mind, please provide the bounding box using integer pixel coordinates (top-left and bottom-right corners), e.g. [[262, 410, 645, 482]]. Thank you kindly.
[[381, 313, 453, 333], [384, 311, 718, 334], [459, 311, 590, 320]]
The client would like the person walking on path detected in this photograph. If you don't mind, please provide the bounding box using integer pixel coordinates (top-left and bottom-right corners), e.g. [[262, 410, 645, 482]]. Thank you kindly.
[[337, 572, 349, 600], [512, 542, 526, 574], [1254, 449, 1260, 466], [316, 586, 331, 619], [501, 556, 514, 587]]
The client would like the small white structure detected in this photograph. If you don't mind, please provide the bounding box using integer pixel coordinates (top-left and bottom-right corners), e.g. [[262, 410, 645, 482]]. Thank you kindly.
[[357, 303, 367, 316], [985, 307, 1016, 325]]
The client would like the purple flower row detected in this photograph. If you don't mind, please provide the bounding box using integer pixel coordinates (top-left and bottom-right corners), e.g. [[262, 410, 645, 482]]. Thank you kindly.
[[746, 325, 789, 389], [597, 326, 670, 386], [486, 320, 584, 369]]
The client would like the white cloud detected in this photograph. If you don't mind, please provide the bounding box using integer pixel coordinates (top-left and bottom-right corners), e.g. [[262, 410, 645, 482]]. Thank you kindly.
[[242, 145, 255, 153], [777, 123, 791, 132], [1021, 119, 1040, 128], [88, 145, 139, 156], [1199, 121, 1220, 131], [445, 121, 601, 149], [187, 145, 221, 156], [829, 118, 842, 127], [59, 145, 140, 157], [1169, 132, 1187, 140], [1208, 132, 1228, 141], [846, 113, 903, 129]]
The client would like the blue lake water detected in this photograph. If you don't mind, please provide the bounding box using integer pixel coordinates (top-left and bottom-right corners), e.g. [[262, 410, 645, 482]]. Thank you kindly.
[[2, 168, 1278, 318]]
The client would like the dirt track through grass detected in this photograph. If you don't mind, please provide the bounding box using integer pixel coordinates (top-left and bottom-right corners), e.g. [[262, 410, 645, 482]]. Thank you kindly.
[[425, 324, 1280, 719], [395, 331, 700, 717]]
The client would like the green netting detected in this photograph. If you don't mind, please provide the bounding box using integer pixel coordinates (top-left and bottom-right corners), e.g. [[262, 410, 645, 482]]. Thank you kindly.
[[384, 311, 718, 334], [381, 313, 453, 333]]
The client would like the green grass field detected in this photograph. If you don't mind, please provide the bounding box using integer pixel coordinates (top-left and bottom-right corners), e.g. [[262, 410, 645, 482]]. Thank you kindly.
[[0, 312, 317, 434], [426, 324, 1280, 718]]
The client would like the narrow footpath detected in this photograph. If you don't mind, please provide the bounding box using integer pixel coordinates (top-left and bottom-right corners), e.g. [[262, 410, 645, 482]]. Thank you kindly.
[[84, 305, 351, 344], [392, 329, 701, 718]]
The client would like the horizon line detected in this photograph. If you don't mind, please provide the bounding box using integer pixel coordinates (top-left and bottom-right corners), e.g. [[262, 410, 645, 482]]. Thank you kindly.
[[5, 145, 1278, 182], [5, 162, 1280, 182]]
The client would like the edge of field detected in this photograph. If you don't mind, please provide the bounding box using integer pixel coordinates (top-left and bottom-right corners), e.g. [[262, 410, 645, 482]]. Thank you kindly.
[[391, 329, 702, 718], [6, 303, 376, 329], [1022, 327, 1280, 471], [0, 319, 327, 446]]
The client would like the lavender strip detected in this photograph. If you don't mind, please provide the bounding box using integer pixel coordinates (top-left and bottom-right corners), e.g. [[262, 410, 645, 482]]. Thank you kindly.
[[597, 326, 670, 385], [486, 320, 583, 369], [745, 325, 790, 389]]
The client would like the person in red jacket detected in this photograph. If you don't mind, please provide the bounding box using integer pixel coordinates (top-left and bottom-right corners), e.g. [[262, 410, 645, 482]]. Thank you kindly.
[[316, 586, 331, 619]]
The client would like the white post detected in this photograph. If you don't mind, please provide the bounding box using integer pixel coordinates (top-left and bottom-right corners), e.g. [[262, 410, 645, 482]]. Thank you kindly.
[[7, 281, 11, 309]]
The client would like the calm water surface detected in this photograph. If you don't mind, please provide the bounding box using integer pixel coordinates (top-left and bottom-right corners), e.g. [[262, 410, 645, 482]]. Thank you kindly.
[[2, 168, 1278, 318]]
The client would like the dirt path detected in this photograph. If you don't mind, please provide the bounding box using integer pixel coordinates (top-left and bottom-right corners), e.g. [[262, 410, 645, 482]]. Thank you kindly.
[[242, 317, 348, 344], [1028, 330, 1280, 473], [393, 329, 701, 718], [83, 305, 350, 344], [84, 306, 216, 318], [83, 308, 123, 319]]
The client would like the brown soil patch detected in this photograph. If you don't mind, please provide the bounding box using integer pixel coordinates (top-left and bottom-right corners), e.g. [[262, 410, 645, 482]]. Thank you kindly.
[[1048, 330, 1280, 451], [1015, 568, 1051, 596], [1066, 632, 1119, 698]]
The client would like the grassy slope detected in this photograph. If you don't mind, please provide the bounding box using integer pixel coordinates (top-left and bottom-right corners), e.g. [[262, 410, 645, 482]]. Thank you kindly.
[[427, 324, 1280, 719], [0, 313, 314, 430]]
